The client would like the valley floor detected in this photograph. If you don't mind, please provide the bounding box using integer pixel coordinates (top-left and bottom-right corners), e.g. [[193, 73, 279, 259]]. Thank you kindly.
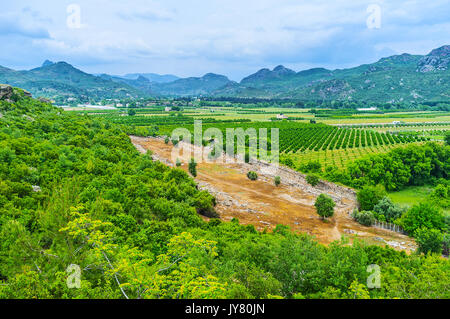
[[131, 136, 417, 252]]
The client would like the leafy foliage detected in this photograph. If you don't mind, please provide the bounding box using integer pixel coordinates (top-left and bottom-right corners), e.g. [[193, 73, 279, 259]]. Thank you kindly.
[[314, 194, 335, 220], [415, 227, 444, 255], [357, 185, 387, 211], [247, 171, 258, 181], [352, 210, 376, 227], [398, 203, 445, 235], [306, 174, 320, 186], [0, 88, 449, 299], [373, 197, 405, 223]]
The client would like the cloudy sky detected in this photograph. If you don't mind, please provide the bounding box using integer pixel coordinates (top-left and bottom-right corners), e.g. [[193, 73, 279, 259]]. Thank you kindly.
[[1, 0, 449, 81]]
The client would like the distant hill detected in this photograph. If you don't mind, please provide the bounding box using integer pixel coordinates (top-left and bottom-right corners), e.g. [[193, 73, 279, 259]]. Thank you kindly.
[[0, 45, 449, 102], [0, 62, 144, 102], [149, 73, 235, 97], [121, 73, 179, 83], [213, 45, 450, 103]]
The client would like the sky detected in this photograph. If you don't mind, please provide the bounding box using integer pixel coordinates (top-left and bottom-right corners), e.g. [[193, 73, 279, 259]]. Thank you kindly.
[[0, 0, 449, 81]]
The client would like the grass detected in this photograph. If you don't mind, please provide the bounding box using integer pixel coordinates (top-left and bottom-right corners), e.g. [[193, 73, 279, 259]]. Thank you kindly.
[[388, 185, 434, 208], [389, 185, 450, 216]]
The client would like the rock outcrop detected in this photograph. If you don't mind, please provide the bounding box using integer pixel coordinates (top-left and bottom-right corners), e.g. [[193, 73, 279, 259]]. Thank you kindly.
[[417, 45, 450, 72], [0, 84, 32, 102], [0, 84, 14, 101]]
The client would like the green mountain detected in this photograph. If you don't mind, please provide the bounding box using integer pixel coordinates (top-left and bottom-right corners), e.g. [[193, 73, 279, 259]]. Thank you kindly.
[[121, 73, 179, 83], [97, 72, 233, 97], [149, 73, 235, 97], [0, 45, 449, 103], [213, 45, 450, 103], [0, 62, 144, 102]]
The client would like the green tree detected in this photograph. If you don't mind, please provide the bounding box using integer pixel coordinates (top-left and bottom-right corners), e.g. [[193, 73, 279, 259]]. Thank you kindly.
[[399, 203, 445, 235], [315, 194, 335, 220], [415, 227, 444, 255], [357, 185, 387, 211], [188, 158, 197, 177]]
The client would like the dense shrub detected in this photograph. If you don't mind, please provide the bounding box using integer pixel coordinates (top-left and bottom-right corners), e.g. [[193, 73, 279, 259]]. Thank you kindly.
[[306, 174, 320, 186], [373, 197, 405, 223], [399, 202, 445, 235], [247, 171, 258, 181], [274, 176, 281, 186], [415, 227, 444, 255], [357, 185, 387, 211], [188, 158, 197, 177], [352, 210, 376, 226]]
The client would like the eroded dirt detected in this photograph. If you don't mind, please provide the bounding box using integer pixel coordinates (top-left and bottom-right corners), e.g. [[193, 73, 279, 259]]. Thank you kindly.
[[130, 135, 416, 252]]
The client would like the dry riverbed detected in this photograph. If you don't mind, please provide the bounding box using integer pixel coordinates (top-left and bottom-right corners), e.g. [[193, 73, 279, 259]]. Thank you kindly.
[[130, 136, 416, 252]]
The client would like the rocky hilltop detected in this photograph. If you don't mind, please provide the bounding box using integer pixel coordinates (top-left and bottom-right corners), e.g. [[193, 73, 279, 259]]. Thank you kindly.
[[417, 45, 450, 73], [0, 84, 32, 103]]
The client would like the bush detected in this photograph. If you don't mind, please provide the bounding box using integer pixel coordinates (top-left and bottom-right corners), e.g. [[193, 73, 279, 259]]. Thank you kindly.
[[176, 158, 182, 167], [430, 183, 450, 209], [274, 176, 281, 187], [300, 160, 321, 173], [357, 185, 387, 211], [352, 210, 375, 226], [282, 157, 295, 169], [247, 171, 258, 181], [399, 202, 445, 235], [314, 194, 335, 220], [191, 191, 218, 219], [164, 136, 169, 144], [188, 158, 197, 177], [373, 197, 405, 223], [306, 174, 320, 186], [415, 227, 444, 255]]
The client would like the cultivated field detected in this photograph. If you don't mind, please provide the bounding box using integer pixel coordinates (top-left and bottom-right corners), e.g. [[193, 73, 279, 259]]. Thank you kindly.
[[64, 105, 449, 172]]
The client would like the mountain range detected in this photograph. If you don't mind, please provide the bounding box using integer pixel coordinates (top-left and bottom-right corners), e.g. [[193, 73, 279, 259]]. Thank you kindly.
[[0, 45, 449, 103], [0, 60, 143, 102]]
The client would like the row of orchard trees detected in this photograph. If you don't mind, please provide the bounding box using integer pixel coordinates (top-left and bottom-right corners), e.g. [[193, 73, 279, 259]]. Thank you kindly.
[[280, 127, 424, 154]]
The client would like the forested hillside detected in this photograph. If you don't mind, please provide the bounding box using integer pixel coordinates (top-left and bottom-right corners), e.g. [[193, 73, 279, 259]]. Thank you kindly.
[[213, 46, 450, 103], [1, 45, 449, 104], [0, 62, 143, 103], [0, 86, 448, 299]]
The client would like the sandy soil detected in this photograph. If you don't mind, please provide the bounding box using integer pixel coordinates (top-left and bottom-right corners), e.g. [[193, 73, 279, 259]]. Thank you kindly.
[[130, 136, 416, 252]]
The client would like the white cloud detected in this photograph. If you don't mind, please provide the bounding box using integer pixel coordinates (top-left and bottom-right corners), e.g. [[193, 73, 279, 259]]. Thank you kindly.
[[0, 0, 449, 80]]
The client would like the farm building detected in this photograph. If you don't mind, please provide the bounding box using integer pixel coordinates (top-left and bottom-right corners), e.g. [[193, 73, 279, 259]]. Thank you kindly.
[[277, 113, 288, 119], [357, 107, 377, 111]]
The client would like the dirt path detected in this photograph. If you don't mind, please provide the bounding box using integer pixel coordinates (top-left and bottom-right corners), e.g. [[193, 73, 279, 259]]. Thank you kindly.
[[130, 135, 416, 251]]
